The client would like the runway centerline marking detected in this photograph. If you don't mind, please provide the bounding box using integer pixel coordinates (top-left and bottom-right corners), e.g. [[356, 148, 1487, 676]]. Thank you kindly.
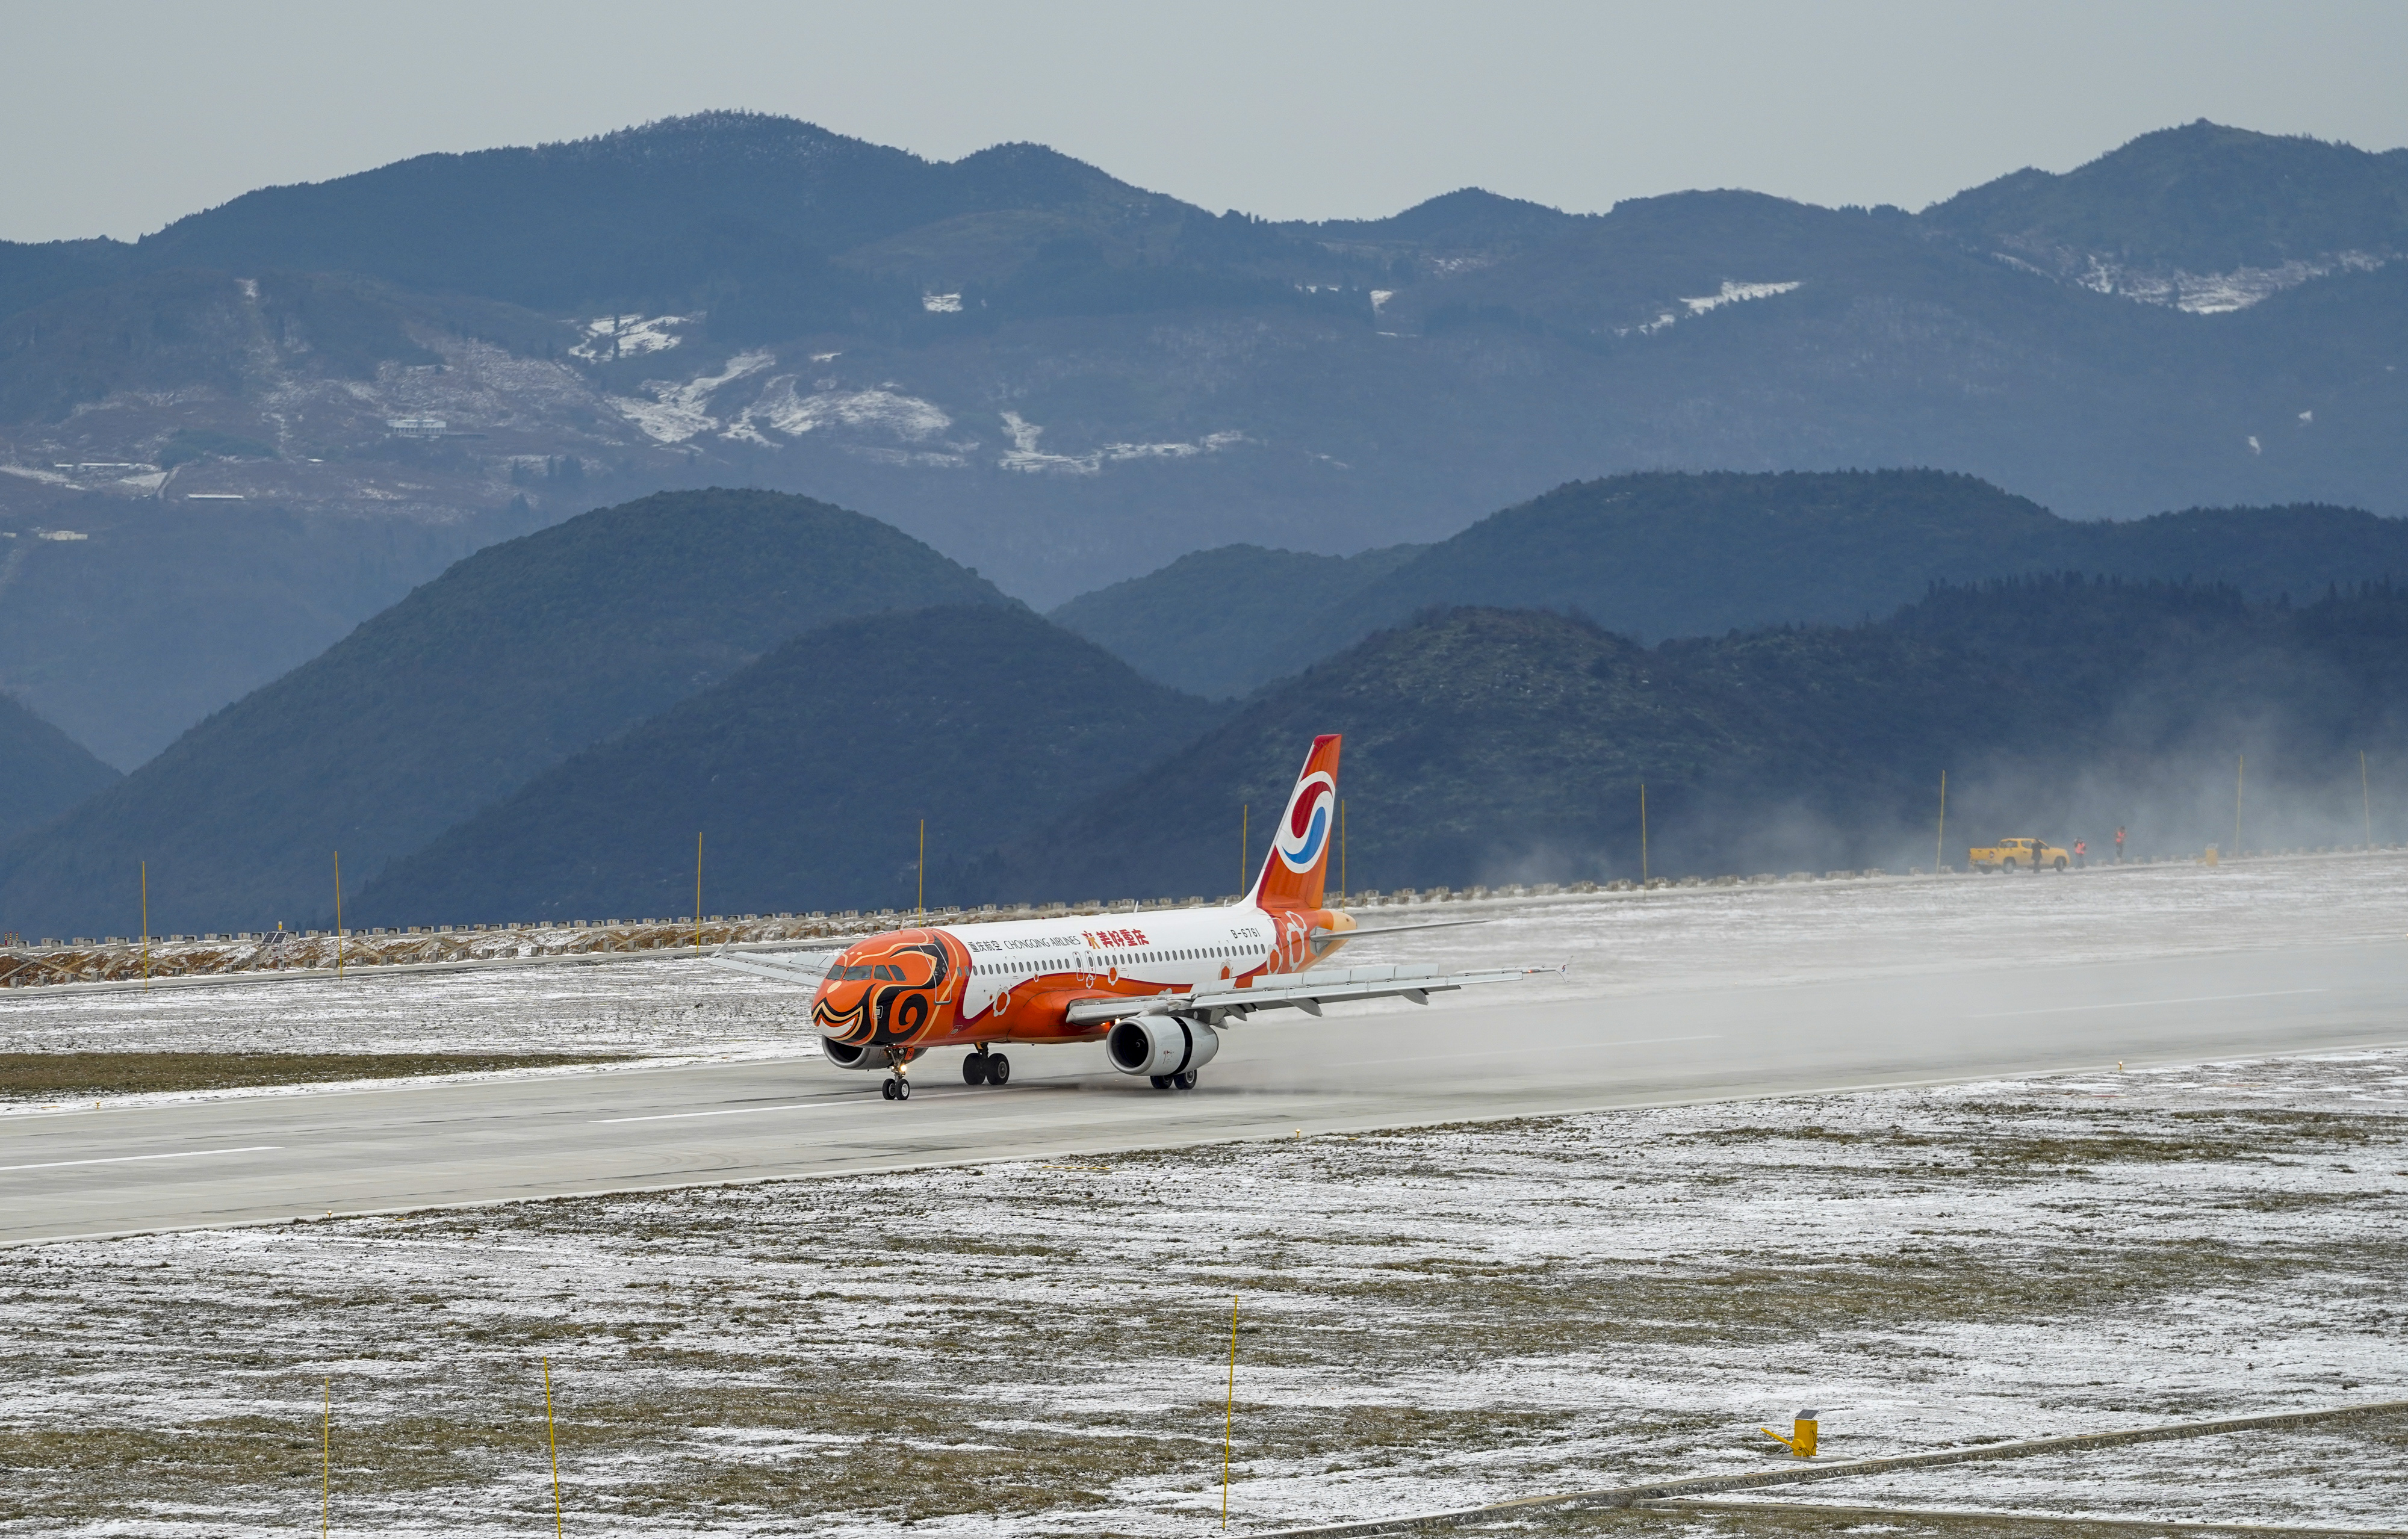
[[0, 1144, 281, 1174], [1969, 988, 2327, 1020]]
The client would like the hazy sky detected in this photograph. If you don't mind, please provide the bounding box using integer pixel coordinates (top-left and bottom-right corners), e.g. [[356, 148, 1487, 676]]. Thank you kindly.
[[7, 0, 2406, 243]]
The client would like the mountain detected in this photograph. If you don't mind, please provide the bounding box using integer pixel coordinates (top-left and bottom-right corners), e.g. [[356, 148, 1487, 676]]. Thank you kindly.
[[1274, 472, 2408, 667], [0, 493, 545, 768], [1923, 121, 2408, 312], [6, 115, 2408, 758], [0, 489, 1007, 936], [1046, 542, 1424, 698], [984, 581, 2408, 899], [0, 694, 117, 847], [349, 605, 1216, 926]]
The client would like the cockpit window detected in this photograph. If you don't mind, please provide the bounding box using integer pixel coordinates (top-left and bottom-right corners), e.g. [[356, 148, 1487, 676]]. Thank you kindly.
[[829, 964, 875, 981]]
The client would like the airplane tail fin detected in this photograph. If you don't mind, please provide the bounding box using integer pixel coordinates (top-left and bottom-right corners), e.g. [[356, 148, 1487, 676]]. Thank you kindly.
[[1249, 735, 1341, 912]]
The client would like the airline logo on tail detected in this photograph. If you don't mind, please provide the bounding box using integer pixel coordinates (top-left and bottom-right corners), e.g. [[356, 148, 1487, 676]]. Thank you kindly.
[[1252, 734, 1342, 911], [1274, 772, 1336, 872]]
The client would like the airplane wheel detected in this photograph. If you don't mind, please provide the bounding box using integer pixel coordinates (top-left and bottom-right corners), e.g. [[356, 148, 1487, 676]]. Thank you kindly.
[[963, 1053, 989, 1086], [986, 1054, 1010, 1086], [895, 1077, 911, 1101], [1150, 1074, 1172, 1090], [880, 1078, 897, 1100], [1173, 1071, 1198, 1091]]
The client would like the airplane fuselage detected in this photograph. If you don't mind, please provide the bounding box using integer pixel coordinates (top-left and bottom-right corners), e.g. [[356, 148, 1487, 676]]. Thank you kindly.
[[807, 902, 1355, 1058]]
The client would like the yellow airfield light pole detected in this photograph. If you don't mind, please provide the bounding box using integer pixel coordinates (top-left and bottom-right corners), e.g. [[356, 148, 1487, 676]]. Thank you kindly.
[[332, 852, 343, 979], [1639, 782, 1649, 884], [694, 833, 704, 952], [321, 1375, 331, 1538], [1223, 1292, 1239, 1529], [139, 862, 150, 990], [542, 1357, 565, 1538], [1935, 770, 1947, 873]]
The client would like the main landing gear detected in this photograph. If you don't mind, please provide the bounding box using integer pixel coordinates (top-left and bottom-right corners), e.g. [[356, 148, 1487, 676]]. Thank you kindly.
[[880, 1074, 910, 1101], [963, 1050, 1012, 1086], [1148, 1071, 1199, 1092]]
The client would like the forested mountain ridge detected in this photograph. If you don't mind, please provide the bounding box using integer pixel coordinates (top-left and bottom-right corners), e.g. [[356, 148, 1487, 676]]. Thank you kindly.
[[1046, 542, 1425, 698], [4, 114, 2407, 766], [0, 694, 119, 847], [1052, 472, 2408, 693], [347, 604, 1220, 926], [0, 489, 1008, 937], [1922, 120, 2408, 311], [983, 578, 2408, 903]]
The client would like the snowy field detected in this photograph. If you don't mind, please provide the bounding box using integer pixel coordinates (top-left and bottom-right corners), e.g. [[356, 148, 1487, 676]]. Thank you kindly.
[[2, 1047, 2404, 1536], [3, 850, 2401, 1091]]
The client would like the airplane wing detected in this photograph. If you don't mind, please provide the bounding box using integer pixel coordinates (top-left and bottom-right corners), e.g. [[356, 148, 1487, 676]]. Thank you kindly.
[[1063, 961, 1553, 1027], [704, 949, 840, 986]]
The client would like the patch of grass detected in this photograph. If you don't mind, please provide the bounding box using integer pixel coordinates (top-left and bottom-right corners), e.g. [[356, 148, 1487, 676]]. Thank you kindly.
[[0, 1051, 634, 1098]]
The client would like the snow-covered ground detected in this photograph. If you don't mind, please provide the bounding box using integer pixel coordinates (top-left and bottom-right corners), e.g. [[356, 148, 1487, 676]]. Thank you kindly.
[[1, 1049, 2401, 1535], [0, 950, 801, 1068]]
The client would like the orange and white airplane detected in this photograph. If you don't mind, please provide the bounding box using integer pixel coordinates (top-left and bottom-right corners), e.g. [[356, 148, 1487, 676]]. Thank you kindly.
[[709, 735, 1545, 1100]]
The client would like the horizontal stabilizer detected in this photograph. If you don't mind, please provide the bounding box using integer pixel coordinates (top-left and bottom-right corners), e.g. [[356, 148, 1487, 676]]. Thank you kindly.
[[1312, 917, 1492, 940]]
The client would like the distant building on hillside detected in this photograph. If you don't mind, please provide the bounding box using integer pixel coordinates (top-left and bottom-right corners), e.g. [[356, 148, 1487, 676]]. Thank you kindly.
[[386, 416, 448, 439]]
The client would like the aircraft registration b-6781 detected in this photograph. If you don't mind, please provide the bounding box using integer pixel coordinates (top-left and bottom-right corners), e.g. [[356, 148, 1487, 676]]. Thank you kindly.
[[709, 734, 1550, 1100]]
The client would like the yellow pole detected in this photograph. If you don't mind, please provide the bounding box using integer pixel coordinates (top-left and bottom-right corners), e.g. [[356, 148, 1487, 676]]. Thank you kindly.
[[1935, 770, 1947, 873], [1639, 782, 1648, 883], [694, 832, 703, 952], [544, 1357, 564, 1538], [140, 861, 150, 990], [2234, 754, 2244, 857], [2365, 751, 2374, 850], [321, 1375, 330, 1538], [332, 852, 343, 979], [1223, 1292, 1238, 1529]]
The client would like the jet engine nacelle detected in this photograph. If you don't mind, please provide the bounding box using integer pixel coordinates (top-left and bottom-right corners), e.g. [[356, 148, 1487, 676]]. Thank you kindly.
[[820, 1038, 901, 1071], [1106, 1015, 1220, 1077]]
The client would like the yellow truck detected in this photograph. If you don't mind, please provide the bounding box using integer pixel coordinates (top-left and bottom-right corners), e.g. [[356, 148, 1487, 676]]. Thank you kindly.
[[1970, 837, 2069, 872]]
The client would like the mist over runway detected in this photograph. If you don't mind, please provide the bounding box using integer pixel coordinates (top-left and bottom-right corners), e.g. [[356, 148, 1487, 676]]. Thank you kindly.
[[3, 853, 2401, 1246]]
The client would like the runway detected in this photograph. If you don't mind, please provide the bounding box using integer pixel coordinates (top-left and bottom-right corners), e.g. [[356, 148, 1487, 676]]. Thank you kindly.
[[3, 934, 2398, 1245]]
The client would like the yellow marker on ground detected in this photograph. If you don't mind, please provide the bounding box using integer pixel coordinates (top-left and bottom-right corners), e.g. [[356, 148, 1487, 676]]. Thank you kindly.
[[1761, 1410, 1818, 1457]]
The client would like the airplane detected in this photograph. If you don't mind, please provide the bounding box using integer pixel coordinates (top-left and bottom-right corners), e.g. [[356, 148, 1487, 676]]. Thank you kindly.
[[707, 734, 1548, 1100]]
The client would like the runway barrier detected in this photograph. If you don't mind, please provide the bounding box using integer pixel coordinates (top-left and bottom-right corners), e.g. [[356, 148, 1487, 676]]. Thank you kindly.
[[1253, 1398, 2408, 1537]]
